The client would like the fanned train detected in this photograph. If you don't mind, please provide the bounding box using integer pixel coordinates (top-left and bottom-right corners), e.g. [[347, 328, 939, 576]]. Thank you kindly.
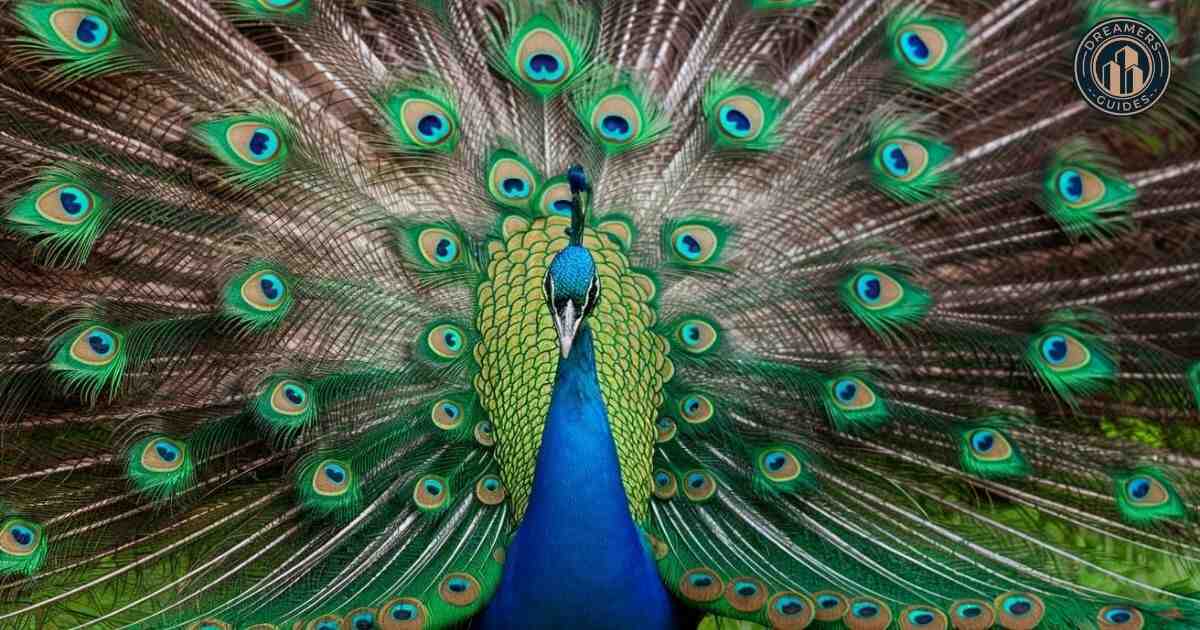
[[1, 0, 1200, 629]]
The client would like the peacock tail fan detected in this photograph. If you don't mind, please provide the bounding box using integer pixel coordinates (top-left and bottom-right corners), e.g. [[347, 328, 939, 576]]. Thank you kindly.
[[0, 1, 1198, 629]]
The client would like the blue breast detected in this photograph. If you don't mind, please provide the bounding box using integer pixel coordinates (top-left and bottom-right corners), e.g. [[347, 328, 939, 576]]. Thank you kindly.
[[479, 326, 680, 629]]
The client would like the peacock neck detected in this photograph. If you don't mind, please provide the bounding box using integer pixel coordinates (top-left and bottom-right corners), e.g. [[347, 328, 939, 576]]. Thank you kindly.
[[480, 325, 678, 629]]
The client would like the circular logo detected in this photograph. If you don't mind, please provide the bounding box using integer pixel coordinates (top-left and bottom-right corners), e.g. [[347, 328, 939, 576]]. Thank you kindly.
[[1075, 17, 1170, 116]]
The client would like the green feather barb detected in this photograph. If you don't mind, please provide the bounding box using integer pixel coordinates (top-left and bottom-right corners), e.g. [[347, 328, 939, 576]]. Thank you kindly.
[[49, 322, 128, 403], [12, 0, 138, 82], [887, 8, 971, 89], [126, 436, 194, 500], [703, 76, 784, 151], [0, 517, 48, 576], [3, 168, 110, 267]]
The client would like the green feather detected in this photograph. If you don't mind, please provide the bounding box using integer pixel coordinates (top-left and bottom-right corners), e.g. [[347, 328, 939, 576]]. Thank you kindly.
[[1025, 313, 1117, 407], [886, 8, 971, 89], [753, 445, 817, 495], [485, 148, 542, 210], [750, 0, 816, 10], [48, 322, 128, 403], [126, 435, 194, 500], [397, 222, 476, 281], [296, 457, 362, 520], [377, 82, 461, 154], [253, 375, 317, 437], [1085, 0, 1177, 42], [0, 516, 47, 576], [194, 113, 294, 186], [1041, 143, 1137, 240], [662, 217, 730, 270], [703, 76, 785, 151], [222, 262, 294, 329], [840, 265, 931, 336], [12, 0, 137, 81], [868, 116, 955, 204], [3, 168, 110, 267], [668, 316, 722, 357], [1112, 467, 1187, 525], [497, 8, 594, 98], [229, 0, 310, 22], [958, 422, 1031, 480], [420, 321, 473, 363], [573, 78, 669, 155], [823, 374, 889, 432]]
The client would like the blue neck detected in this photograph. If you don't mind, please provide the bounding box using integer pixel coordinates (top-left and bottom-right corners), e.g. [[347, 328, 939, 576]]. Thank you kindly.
[[480, 326, 677, 630]]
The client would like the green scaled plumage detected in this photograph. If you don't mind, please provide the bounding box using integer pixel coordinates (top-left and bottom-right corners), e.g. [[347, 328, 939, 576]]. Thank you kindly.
[[11, 0, 137, 83], [3, 167, 110, 267], [886, 7, 972, 89], [1042, 142, 1138, 240], [126, 435, 194, 500], [868, 115, 955, 204]]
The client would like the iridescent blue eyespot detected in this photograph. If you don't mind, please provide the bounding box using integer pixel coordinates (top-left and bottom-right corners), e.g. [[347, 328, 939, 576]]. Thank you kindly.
[[1058, 169, 1084, 203], [855, 272, 883, 304], [433, 238, 457, 263], [817, 594, 841, 608], [957, 603, 982, 618], [681, 324, 701, 344], [247, 128, 279, 161], [765, 451, 787, 471], [424, 479, 443, 496], [1104, 608, 1133, 624], [719, 105, 753, 138], [9, 525, 34, 547], [834, 379, 858, 403], [686, 472, 706, 489], [525, 53, 565, 82], [551, 199, 573, 215], [390, 603, 418, 620], [323, 463, 346, 484], [599, 115, 633, 141], [1040, 334, 1068, 365], [87, 330, 116, 357], [58, 186, 91, 217], [350, 611, 376, 630], [72, 14, 110, 49], [899, 31, 931, 65], [971, 430, 995, 454], [881, 142, 911, 177], [1003, 596, 1033, 616], [1127, 477, 1151, 500], [447, 576, 470, 592], [416, 113, 450, 143], [316, 622, 338, 630], [482, 477, 499, 492], [689, 573, 713, 587], [256, 273, 285, 304], [852, 602, 879, 618], [675, 233, 704, 260], [155, 441, 180, 463], [775, 595, 806, 615], [654, 471, 670, 486], [907, 609, 937, 625], [501, 177, 529, 199]]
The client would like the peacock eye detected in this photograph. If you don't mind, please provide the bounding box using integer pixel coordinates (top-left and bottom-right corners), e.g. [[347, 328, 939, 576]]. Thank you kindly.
[[1056, 167, 1105, 207], [812, 591, 849, 622], [313, 460, 351, 496], [671, 224, 720, 264], [655, 417, 677, 442], [768, 592, 814, 627], [877, 140, 930, 181], [517, 29, 573, 86], [831, 377, 876, 410], [590, 94, 641, 144], [475, 474, 506, 505], [1098, 606, 1142, 630], [675, 319, 718, 354], [414, 475, 449, 510], [949, 600, 995, 628], [270, 380, 309, 415], [439, 572, 482, 606], [36, 184, 94, 224], [70, 326, 120, 366], [896, 25, 948, 69], [426, 324, 467, 359], [51, 9, 111, 52], [417, 228, 462, 267], [679, 567, 723, 602], [431, 399, 462, 430], [1125, 475, 1169, 506], [678, 394, 713, 424], [758, 448, 802, 483], [715, 95, 766, 141], [682, 470, 717, 502], [474, 420, 496, 447], [308, 617, 339, 630], [382, 597, 426, 626], [487, 153, 538, 207], [226, 123, 282, 164], [996, 592, 1044, 627], [966, 428, 1014, 462], [347, 610, 375, 630], [260, 0, 303, 8], [0, 519, 40, 556], [903, 606, 945, 628], [1038, 333, 1090, 371], [398, 99, 453, 145], [240, 270, 287, 311], [849, 597, 890, 624], [852, 269, 906, 310], [141, 437, 185, 472], [536, 178, 573, 216], [652, 469, 677, 499]]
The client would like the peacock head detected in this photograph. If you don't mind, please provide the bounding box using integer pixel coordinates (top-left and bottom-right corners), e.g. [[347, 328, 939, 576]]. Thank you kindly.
[[544, 164, 599, 359]]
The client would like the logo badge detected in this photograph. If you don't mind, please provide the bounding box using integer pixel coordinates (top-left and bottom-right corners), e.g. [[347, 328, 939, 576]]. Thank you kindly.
[[1075, 17, 1170, 116]]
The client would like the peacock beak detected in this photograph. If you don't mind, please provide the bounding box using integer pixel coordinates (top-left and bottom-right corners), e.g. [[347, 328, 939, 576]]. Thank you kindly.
[[551, 298, 584, 359]]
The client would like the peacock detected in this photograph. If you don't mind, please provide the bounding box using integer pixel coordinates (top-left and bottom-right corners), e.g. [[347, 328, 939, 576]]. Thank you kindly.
[[2, 0, 1200, 628]]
